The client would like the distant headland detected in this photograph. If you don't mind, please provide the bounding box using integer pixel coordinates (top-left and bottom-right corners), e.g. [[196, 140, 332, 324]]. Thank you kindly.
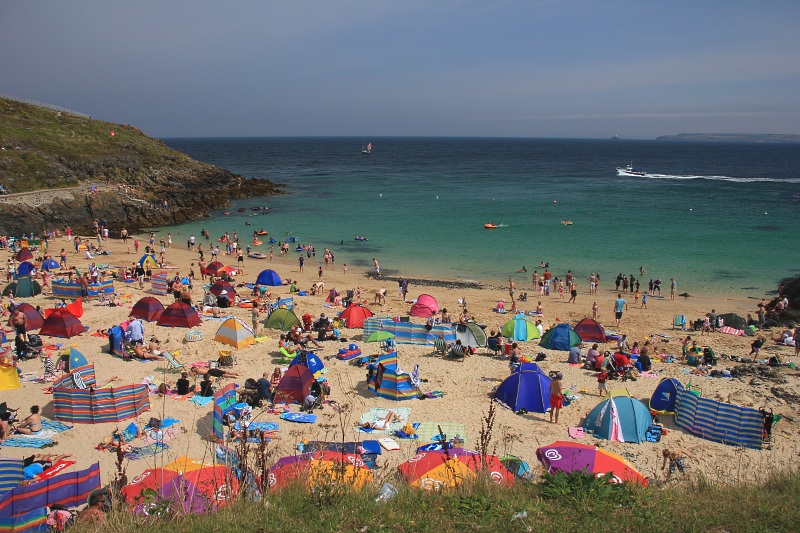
[[656, 133, 800, 143]]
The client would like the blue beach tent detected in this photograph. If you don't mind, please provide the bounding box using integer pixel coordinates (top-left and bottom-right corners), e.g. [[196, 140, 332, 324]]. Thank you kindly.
[[583, 396, 653, 443], [108, 325, 126, 358], [539, 323, 582, 351], [42, 259, 61, 272], [15, 262, 36, 278], [493, 363, 552, 413], [289, 351, 325, 378], [256, 269, 282, 286], [650, 378, 684, 413]]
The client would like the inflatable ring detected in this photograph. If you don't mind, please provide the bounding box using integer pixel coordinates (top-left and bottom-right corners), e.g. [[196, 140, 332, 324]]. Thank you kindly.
[[184, 330, 204, 342]]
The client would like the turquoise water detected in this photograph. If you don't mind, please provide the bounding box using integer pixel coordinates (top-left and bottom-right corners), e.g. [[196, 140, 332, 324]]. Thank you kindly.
[[157, 138, 800, 297]]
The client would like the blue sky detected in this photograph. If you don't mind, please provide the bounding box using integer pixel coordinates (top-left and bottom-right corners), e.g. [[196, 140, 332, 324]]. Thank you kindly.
[[2, 1, 799, 138]]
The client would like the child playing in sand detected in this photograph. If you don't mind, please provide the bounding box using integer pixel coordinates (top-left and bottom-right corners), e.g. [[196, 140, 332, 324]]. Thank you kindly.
[[661, 448, 694, 479], [597, 369, 608, 397]]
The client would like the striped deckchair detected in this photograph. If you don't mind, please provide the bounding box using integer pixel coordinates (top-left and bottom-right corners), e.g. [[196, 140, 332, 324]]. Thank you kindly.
[[163, 351, 185, 372]]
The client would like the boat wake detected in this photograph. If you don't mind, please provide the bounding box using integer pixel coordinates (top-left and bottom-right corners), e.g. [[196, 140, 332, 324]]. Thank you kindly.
[[643, 174, 800, 183]]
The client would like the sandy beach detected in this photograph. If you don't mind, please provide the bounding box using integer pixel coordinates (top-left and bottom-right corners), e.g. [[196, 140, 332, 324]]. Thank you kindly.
[[2, 232, 798, 490]]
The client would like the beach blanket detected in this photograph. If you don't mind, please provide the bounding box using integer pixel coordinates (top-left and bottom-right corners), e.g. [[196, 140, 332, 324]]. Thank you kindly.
[[0, 437, 54, 449], [719, 326, 745, 336], [413, 421, 467, 443], [141, 427, 180, 446], [36, 460, 76, 480], [189, 395, 214, 406], [233, 421, 279, 432], [358, 407, 412, 435], [124, 442, 170, 460], [41, 418, 73, 433]]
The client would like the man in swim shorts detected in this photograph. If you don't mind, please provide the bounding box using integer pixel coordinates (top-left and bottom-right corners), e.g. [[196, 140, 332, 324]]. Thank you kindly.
[[614, 294, 627, 327]]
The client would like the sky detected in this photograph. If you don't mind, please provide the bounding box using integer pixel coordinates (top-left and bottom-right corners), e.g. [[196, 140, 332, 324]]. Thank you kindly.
[[2, 1, 799, 139]]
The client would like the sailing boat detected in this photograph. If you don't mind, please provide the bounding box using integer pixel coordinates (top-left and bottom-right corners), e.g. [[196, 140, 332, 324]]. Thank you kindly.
[[361, 141, 372, 155]]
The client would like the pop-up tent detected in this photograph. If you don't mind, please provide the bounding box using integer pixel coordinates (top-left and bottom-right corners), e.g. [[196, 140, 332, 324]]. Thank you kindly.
[[15, 262, 35, 278], [40, 309, 84, 338], [338, 304, 373, 329], [455, 322, 487, 348], [650, 378, 684, 413], [130, 296, 166, 322], [209, 280, 237, 297], [14, 248, 33, 262], [574, 318, 607, 343], [108, 325, 126, 358], [501, 314, 540, 342], [493, 363, 552, 413], [12, 303, 44, 331], [42, 258, 61, 272], [289, 351, 325, 379], [265, 308, 301, 332], [138, 254, 158, 269], [540, 323, 582, 351], [204, 261, 225, 277], [410, 294, 439, 318], [2, 276, 42, 298], [214, 317, 255, 350], [53, 365, 149, 423], [255, 269, 282, 286], [583, 395, 653, 443], [157, 302, 202, 328], [273, 364, 314, 404]]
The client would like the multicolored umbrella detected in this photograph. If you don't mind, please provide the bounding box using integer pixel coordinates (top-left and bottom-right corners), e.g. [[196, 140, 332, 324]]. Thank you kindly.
[[130, 464, 239, 515], [397, 448, 514, 490], [121, 468, 180, 506], [14, 248, 33, 262], [209, 280, 237, 298], [266, 450, 372, 491], [217, 266, 239, 276], [39, 309, 84, 338], [157, 302, 202, 328], [12, 303, 44, 331], [535, 441, 648, 486], [214, 317, 255, 349], [204, 261, 225, 277], [130, 296, 166, 322]]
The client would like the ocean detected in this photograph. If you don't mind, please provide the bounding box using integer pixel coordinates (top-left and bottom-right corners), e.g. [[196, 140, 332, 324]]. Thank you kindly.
[[158, 137, 800, 297]]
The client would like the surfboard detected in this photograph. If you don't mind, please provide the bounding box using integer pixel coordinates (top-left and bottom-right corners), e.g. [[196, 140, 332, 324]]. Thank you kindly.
[[280, 412, 317, 424]]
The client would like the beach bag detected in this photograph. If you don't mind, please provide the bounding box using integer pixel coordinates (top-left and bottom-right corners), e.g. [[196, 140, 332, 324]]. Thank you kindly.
[[147, 417, 162, 429], [645, 424, 663, 443]]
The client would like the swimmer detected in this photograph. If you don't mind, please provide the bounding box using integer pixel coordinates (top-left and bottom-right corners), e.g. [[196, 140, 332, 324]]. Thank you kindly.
[[516, 266, 527, 273]]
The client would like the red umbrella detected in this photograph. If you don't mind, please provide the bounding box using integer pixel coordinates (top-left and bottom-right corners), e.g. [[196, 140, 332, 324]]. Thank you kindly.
[[14, 248, 33, 262], [209, 280, 237, 297], [12, 303, 44, 331], [204, 262, 225, 277], [120, 468, 181, 507], [130, 297, 166, 322], [266, 451, 372, 491], [39, 309, 84, 338], [157, 302, 202, 328], [398, 448, 514, 490]]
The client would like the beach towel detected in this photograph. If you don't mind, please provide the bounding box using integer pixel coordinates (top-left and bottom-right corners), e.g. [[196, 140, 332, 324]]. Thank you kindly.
[[568, 426, 585, 439], [413, 421, 467, 443], [124, 442, 170, 460], [189, 395, 214, 406], [358, 407, 412, 435], [0, 437, 54, 449], [233, 421, 279, 432], [395, 422, 420, 439], [140, 426, 179, 446], [36, 460, 76, 480], [640, 371, 660, 378], [719, 326, 745, 336], [40, 418, 73, 433]]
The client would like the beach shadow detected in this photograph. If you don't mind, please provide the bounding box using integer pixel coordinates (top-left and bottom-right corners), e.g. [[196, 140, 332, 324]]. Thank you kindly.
[[196, 410, 215, 441]]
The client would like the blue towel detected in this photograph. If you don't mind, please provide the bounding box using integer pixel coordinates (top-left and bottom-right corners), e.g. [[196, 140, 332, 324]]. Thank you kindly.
[[161, 417, 180, 428], [1, 437, 54, 449], [40, 419, 73, 433], [233, 421, 279, 431], [189, 395, 214, 406], [121, 422, 139, 442], [124, 443, 170, 460]]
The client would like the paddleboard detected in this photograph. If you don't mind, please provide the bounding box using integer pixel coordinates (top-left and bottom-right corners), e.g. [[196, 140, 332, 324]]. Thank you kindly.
[[280, 412, 317, 424]]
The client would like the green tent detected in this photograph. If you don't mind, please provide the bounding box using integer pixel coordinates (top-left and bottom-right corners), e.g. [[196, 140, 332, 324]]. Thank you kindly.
[[265, 307, 301, 332], [501, 314, 540, 342], [2, 276, 42, 298], [539, 323, 582, 351]]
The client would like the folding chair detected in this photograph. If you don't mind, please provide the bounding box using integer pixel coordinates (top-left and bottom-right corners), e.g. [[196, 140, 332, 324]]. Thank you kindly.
[[487, 337, 502, 357], [672, 315, 686, 330], [162, 351, 185, 372], [218, 349, 236, 367]]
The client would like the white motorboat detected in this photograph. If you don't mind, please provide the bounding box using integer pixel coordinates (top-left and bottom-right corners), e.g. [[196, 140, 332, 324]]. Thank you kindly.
[[616, 163, 646, 177]]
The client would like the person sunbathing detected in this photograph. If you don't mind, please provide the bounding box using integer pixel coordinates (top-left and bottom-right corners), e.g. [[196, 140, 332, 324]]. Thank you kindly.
[[133, 343, 165, 361], [358, 411, 400, 430], [190, 366, 243, 380]]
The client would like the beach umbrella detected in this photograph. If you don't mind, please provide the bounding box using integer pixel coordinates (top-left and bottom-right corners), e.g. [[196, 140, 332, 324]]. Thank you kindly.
[[365, 330, 394, 343], [15, 261, 36, 277], [410, 294, 439, 318], [204, 261, 225, 276], [130, 296, 166, 322], [66, 347, 89, 369], [209, 280, 237, 298], [42, 258, 61, 272], [132, 465, 239, 516], [338, 304, 374, 329], [157, 302, 202, 328], [397, 448, 514, 490], [12, 303, 44, 331], [501, 314, 540, 342], [535, 441, 648, 486], [163, 456, 215, 475], [255, 269, 282, 286], [214, 317, 255, 350], [39, 309, 84, 338], [14, 248, 33, 262], [121, 468, 181, 507], [266, 451, 372, 492], [218, 266, 238, 276]]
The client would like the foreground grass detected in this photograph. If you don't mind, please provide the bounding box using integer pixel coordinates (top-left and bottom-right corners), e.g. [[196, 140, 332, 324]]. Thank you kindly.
[[75, 471, 800, 533]]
